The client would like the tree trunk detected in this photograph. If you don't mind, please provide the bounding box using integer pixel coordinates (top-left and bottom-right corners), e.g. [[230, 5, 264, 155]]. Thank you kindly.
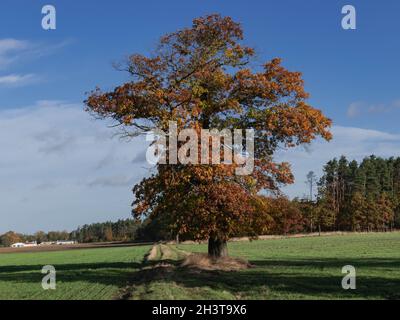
[[208, 237, 228, 258]]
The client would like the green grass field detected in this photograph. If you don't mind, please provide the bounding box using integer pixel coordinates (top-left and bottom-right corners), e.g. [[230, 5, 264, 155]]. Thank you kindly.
[[132, 233, 400, 300], [1, 233, 399, 300], [0, 245, 150, 300]]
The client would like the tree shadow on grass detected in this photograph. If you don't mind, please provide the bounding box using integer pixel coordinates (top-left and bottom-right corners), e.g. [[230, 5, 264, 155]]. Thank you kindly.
[[0, 261, 143, 274], [125, 257, 400, 300], [250, 257, 400, 269], [0, 258, 399, 299], [0, 261, 144, 288]]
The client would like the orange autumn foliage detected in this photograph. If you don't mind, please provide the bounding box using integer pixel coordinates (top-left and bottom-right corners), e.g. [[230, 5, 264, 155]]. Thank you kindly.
[[85, 14, 332, 243]]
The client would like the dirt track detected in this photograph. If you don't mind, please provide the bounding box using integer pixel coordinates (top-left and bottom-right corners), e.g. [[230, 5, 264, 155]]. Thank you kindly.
[[0, 241, 153, 254]]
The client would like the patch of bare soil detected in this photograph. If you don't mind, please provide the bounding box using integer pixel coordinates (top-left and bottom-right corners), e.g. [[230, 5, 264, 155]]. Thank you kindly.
[[145, 244, 190, 262], [117, 245, 250, 299], [181, 253, 253, 271], [145, 244, 160, 261], [0, 241, 153, 254], [161, 244, 190, 260]]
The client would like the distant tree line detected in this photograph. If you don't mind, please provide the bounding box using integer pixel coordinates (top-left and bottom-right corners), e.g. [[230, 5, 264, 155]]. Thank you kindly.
[[70, 219, 140, 243], [260, 155, 400, 235], [314, 155, 400, 232], [227, 155, 400, 236], [136, 155, 400, 238], [0, 218, 172, 247], [1, 155, 399, 247], [0, 230, 70, 247]]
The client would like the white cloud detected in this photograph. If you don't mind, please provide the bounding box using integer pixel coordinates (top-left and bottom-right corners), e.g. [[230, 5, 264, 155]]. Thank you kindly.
[[2, 102, 400, 233], [347, 102, 363, 118], [0, 74, 39, 87], [347, 100, 400, 118], [0, 39, 28, 53], [0, 39, 30, 68], [0, 38, 72, 89], [0, 101, 151, 233], [0, 38, 72, 69]]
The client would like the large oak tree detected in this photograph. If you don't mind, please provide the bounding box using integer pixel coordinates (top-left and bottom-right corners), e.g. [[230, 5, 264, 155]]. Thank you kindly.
[[85, 14, 332, 258]]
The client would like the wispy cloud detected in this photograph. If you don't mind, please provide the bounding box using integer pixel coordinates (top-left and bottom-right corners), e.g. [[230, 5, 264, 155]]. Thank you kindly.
[[0, 100, 148, 233], [0, 39, 28, 53], [0, 39, 30, 68], [0, 38, 72, 88], [0, 38, 72, 69], [0, 73, 40, 87], [347, 100, 400, 118], [347, 102, 363, 118], [87, 175, 135, 187]]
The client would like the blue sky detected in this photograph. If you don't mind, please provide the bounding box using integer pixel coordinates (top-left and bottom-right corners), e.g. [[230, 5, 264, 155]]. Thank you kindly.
[[1, 0, 400, 233]]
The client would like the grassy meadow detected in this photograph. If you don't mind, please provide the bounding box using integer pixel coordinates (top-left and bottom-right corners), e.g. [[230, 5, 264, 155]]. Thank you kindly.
[[0, 245, 150, 300], [0, 233, 399, 299]]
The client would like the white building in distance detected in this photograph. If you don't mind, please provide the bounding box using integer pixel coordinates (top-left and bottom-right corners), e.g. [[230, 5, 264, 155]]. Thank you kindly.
[[10, 241, 37, 248]]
